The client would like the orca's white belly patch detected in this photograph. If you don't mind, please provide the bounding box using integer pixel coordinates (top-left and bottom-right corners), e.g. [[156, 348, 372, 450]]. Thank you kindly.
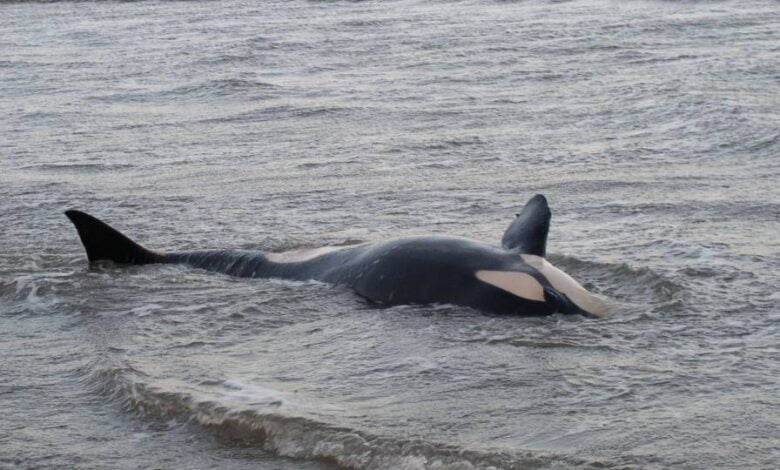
[[265, 246, 349, 263]]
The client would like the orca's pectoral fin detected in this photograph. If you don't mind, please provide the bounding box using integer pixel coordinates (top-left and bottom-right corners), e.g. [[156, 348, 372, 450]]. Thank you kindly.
[[65, 210, 161, 265], [501, 194, 551, 256]]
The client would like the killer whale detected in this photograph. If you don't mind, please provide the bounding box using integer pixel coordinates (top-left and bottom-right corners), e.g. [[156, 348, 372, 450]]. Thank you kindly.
[[64, 194, 607, 317]]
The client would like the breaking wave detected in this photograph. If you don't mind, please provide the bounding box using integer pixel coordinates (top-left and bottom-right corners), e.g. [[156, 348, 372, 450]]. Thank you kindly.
[[87, 366, 607, 470]]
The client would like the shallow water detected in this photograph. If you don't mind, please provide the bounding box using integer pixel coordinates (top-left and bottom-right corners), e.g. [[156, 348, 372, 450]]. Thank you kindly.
[[1, 0, 778, 468]]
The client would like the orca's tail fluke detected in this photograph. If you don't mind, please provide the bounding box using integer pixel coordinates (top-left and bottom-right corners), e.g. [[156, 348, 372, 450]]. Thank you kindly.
[[65, 210, 163, 265]]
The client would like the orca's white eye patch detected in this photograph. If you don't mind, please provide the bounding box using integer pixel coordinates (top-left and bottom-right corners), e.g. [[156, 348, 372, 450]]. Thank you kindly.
[[475, 270, 545, 302]]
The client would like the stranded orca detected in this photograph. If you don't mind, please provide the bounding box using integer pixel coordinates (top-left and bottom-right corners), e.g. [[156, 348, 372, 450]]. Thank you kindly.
[[65, 194, 607, 317]]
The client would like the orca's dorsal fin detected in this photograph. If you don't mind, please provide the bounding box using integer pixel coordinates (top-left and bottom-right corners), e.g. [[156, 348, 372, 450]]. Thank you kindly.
[[501, 194, 551, 256], [65, 210, 162, 265]]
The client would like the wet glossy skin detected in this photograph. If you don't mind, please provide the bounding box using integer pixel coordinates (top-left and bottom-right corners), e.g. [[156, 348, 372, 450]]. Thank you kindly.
[[164, 236, 589, 316]]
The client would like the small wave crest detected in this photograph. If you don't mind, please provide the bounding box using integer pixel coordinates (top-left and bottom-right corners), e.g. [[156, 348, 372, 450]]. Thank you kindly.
[[0, 271, 76, 313], [87, 367, 591, 470], [89, 78, 277, 104], [548, 254, 684, 314], [19, 162, 136, 173], [169, 79, 278, 98]]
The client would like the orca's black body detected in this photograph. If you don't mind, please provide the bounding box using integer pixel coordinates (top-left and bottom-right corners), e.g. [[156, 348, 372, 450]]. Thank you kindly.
[[65, 195, 605, 317]]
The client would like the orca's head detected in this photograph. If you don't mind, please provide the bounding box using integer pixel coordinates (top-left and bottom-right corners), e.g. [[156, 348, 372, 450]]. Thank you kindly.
[[475, 261, 607, 317]]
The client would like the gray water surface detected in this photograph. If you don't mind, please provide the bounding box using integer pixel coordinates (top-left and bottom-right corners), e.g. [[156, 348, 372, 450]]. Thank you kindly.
[[1, 0, 779, 468]]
